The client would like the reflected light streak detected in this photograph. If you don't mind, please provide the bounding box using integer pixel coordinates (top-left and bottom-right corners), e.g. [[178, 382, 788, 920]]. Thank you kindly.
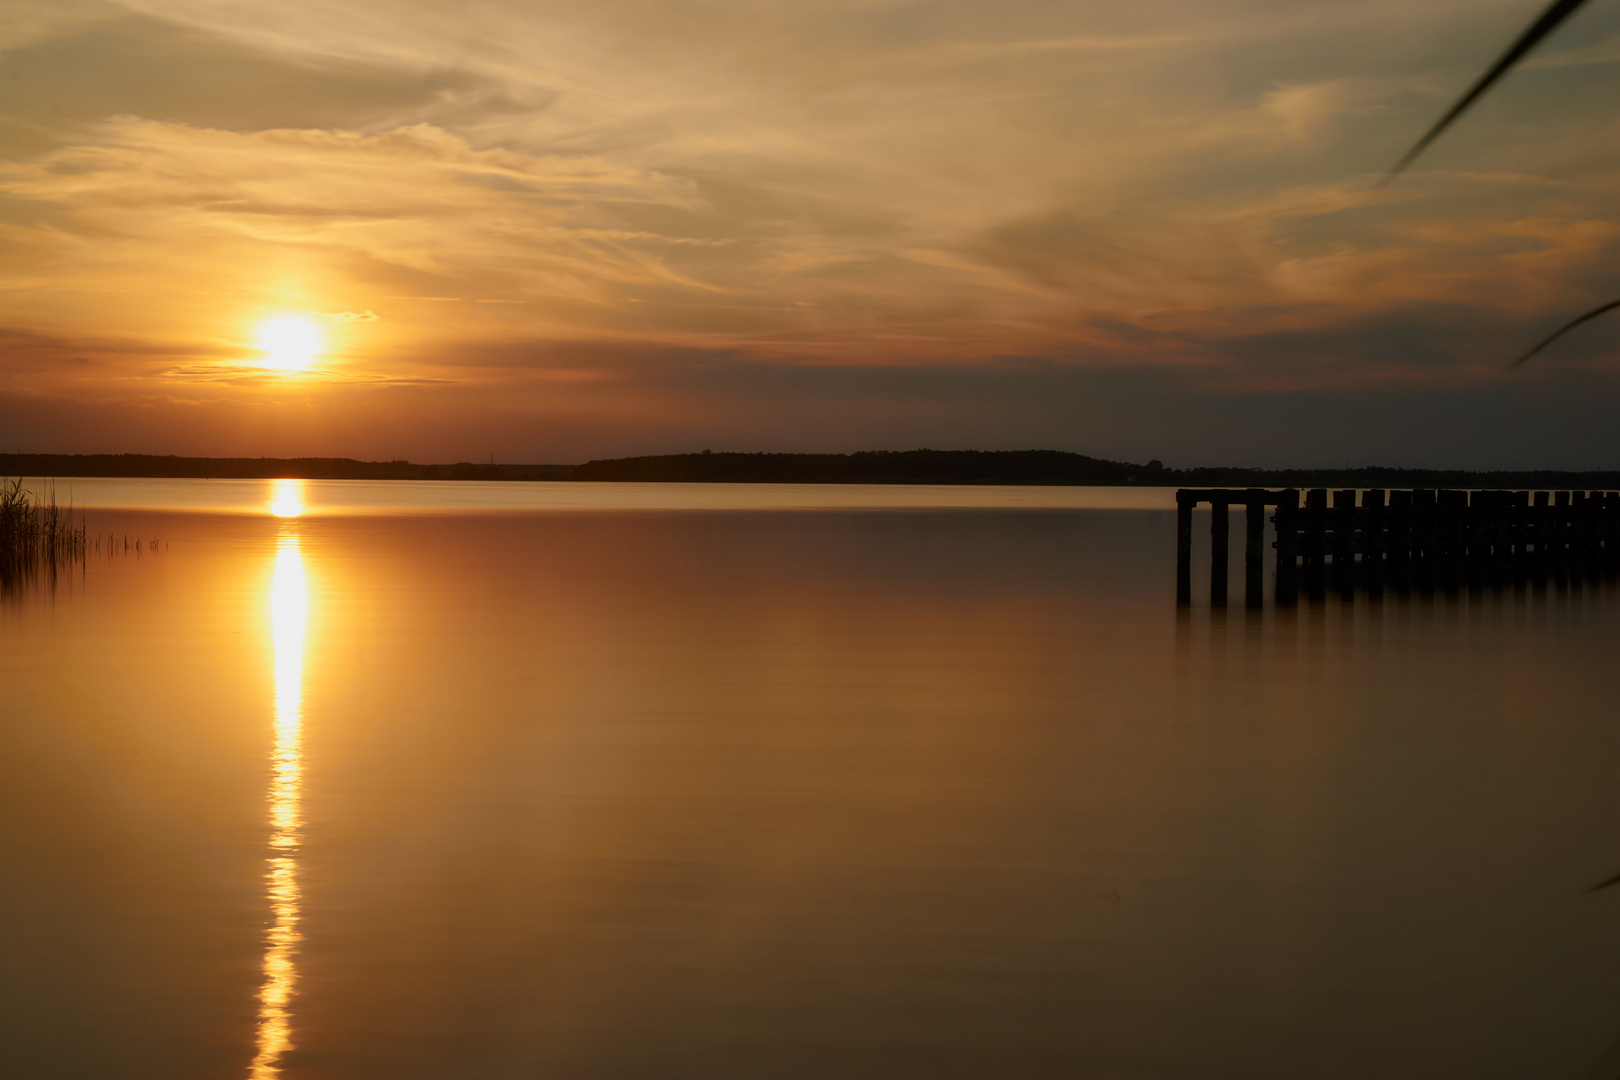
[[250, 530, 306, 1079], [269, 479, 304, 519]]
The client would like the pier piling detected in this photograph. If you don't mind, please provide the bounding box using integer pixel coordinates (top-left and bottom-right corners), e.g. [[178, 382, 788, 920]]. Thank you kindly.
[[1365, 489, 1385, 600], [1333, 489, 1356, 601], [1275, 489, 1299, 606], [1173, 487, 1620, 608], [1245, 493, 1265, 609], [1306, 489, 1327, 603], [1176, 492, 1193, 606]]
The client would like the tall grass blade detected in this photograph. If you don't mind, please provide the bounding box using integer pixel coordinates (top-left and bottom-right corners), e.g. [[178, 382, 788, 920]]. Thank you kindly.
[[1589, 867, 1620, 893], [1511, 298, 1620, 366], [1384, 0, 1593, 183]]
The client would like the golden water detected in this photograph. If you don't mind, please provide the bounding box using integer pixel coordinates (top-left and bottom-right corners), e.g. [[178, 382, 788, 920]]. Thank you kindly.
[[4, 480, 1620, 1079]]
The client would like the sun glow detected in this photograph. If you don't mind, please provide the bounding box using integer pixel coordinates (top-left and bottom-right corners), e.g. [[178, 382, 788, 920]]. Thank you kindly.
[[257, 315, 323, 371], [269, 479, 305, 518]]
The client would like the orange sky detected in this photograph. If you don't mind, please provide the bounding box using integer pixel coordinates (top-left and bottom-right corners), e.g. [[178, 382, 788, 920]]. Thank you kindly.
[[3, 0, 1620, 466]]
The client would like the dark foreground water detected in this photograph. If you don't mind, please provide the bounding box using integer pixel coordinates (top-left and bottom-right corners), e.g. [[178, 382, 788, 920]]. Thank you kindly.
[[5, 481, 1620, 1080]]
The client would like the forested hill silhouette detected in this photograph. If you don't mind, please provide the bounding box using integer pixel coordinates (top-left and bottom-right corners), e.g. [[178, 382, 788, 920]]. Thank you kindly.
[[575, 450, 1156, 484], [5, 450, 1620, 489], [574, 450, 1620, 490]]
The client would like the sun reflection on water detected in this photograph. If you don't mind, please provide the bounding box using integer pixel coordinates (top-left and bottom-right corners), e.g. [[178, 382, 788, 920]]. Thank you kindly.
[[250, 529, 306, 1079], [269, 479, 305, 519]]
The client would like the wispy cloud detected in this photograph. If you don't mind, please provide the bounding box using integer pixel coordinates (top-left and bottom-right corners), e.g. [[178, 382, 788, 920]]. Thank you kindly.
[[1523, 33, 1620, 70], [0, 0, 1617, 461], [158, 361, 451, 385]]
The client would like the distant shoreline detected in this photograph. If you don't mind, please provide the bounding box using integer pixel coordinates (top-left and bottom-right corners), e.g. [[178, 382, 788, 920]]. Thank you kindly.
[[4, 451, 1619, 490]]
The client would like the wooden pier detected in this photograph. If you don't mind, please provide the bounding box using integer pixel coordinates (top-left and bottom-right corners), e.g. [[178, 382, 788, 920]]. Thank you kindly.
[[1176, 488, 1620, 607]]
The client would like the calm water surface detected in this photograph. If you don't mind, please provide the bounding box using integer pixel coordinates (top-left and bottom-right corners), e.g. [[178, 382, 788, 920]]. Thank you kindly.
[[5, 479, 1620, 1079]]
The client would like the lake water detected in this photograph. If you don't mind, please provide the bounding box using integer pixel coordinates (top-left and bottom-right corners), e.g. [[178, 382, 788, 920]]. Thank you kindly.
[[5, 479, 1620, 1079]]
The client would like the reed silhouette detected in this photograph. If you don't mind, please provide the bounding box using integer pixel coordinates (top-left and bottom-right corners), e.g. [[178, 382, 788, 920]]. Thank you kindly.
[[0, 478, 87, 598], [1385, 0, 1593, 182], [1385, 0, 1615, 365]]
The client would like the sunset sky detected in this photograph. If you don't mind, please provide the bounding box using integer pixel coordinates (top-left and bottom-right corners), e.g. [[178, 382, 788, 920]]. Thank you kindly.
[[4, 0, 1620, 466]]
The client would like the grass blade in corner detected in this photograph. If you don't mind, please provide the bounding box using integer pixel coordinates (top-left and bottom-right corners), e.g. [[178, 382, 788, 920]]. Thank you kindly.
[[1512, 298, 1620, 367], [1385, 0, 1594, 182]]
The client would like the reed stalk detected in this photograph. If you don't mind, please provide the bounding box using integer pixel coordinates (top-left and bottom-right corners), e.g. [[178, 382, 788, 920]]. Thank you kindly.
[[0, 478, 88, 595]]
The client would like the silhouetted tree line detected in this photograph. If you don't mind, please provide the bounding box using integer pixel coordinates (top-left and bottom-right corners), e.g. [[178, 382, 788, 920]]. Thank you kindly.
[[7, 450, 1618, 489], [574, 450, 1620, 489], [575, 449, 1159, 484]]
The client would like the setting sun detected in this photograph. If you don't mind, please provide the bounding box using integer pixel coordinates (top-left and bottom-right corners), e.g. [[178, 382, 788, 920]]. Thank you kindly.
[[256, 315, 322, 372]]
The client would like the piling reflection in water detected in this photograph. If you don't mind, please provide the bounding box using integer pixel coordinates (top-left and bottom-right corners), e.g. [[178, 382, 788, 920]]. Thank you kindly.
[[250, 522, 307, 1078]]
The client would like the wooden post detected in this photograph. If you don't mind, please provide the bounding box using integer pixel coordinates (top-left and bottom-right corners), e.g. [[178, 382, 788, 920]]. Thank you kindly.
[[1577, 491, 1595, 587], [1572, 491, 1587, 588], [1389, 489, 1412, 595], [1211, 496, 1230, 607], [1466, 490, 1487, 593], [1274, 489, 1299, 607], [1533, 491, 1550, 588], [1610, 491, 1620, 579], [1463, 489, 1477, 590], [1415, 489, 1437, 596], [1555, 491, 1571, 587], [1511, 491, 1529, 589], [1492, 490, 1511, 589], [1333, 489, 1356, 600], [1244, 490, 1265, 609], [1597, 492, 1608, 579], [1439, 490, 1463, 595], [1601, 492, 1614, 579], [1176, 490, 1194, 606], [1364, 489, 1385, 600], [1306, 488, 1327, 602], [1610, 492, 1619, 579], [1607, 493, 1620, 579]]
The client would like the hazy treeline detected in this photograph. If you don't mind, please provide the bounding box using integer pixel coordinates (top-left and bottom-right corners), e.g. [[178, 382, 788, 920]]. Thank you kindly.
[[5, 451, 1620, 489], [575, 451, 1620, 489]]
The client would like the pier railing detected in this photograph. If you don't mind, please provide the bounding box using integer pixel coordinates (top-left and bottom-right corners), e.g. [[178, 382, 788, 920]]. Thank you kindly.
[[1176, 488, 1620, 607]]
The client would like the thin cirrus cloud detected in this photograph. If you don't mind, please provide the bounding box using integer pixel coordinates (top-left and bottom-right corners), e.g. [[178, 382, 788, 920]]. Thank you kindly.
[[1, 0, 1619, 464]]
